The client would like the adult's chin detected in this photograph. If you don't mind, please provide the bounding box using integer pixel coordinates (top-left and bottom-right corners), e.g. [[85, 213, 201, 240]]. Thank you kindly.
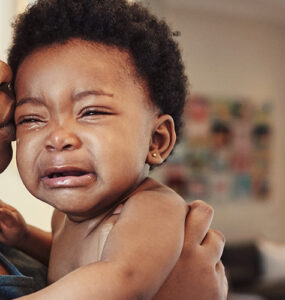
[[0, 143, 13, 173]]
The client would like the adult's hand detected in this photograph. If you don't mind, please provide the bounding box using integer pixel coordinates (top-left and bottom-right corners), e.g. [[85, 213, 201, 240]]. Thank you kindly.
[[0, 60, 15, 173], [154, 200, 228, 300]]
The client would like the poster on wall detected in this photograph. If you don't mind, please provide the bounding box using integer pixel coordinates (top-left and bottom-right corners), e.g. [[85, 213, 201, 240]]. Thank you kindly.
[[163, 94, 273, 204]]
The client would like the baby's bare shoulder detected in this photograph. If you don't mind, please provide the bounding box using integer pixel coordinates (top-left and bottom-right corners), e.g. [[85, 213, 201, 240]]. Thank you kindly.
[[124, 177, 187, 215], [133, 177, 185, 201]]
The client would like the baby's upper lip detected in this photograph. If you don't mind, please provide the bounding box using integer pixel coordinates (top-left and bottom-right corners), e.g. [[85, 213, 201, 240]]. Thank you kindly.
[[43, 166, 93, 178]]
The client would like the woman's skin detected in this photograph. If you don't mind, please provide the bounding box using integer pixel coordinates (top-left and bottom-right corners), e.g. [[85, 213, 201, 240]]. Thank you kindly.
[[0, 61, 15, 275], [0, 61, 15, 173], [0, 60, 227, 299]]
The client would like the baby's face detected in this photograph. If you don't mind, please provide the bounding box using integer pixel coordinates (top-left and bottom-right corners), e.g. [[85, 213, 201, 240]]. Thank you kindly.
[[14, 39, 158, 221]]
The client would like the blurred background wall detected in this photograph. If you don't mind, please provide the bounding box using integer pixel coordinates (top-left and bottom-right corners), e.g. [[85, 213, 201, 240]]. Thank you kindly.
[[0, 0, 284, 243], [0, 1, 14, 61], [148, 0, 285, 243]]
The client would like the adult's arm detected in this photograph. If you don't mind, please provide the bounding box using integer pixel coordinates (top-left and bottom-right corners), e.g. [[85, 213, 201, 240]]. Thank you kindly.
[[154, 200, 228, 300]]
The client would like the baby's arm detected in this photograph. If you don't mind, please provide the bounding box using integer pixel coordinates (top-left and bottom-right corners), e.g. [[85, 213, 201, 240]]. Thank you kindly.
[[0, 200, 52, 266], [99, 183, 188, 299], [18, 179, 187, 300]]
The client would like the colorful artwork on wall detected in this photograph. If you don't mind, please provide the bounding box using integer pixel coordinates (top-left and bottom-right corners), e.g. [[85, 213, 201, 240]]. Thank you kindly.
[[163, 95, 273, 203]]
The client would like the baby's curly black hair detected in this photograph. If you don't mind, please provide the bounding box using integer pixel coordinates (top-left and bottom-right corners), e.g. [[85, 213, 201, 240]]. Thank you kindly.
[[8, 0, 188, 142]]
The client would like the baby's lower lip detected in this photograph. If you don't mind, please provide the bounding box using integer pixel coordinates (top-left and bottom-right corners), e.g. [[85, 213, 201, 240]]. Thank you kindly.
[[42, 173, 96, 188]]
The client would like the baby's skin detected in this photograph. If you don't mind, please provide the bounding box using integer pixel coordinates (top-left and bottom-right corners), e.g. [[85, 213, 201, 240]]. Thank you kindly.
[[11, 39, 187, 299], [0, 47, 227, 299]]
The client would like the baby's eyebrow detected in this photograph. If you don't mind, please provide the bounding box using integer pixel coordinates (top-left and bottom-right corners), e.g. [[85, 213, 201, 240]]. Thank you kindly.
[[16, 97, 45, 107], [15, 90, 113, 107], [72, 90, 113, 101]]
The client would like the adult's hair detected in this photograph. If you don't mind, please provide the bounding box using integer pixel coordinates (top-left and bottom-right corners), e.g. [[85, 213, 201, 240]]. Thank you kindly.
[[8, 0, 188, 142]]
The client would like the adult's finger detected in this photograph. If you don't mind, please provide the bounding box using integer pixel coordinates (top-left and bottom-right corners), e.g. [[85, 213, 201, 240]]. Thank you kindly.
[[216, 261, 228, 300], [202, 229, 225, 263], [0, 199, 17, 211], [0, 208, 17, 227], [184, 200, 214, 247]]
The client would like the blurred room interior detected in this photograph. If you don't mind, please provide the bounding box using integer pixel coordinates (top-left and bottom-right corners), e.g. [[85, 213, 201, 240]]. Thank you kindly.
[[0, 0, 285, 299]]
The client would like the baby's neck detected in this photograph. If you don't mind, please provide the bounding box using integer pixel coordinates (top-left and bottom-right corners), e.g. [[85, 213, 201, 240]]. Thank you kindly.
[[65, 175, 150, 224]]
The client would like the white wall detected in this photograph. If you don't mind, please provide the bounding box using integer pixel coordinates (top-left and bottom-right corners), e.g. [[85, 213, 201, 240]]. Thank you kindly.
[[0, 0, 16, 61], [0, 0, 36, 60], [151, 3, 285, 242]]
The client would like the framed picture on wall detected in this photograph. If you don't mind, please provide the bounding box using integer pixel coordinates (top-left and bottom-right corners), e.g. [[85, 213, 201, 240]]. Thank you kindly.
[[162, 94, 273, 204]]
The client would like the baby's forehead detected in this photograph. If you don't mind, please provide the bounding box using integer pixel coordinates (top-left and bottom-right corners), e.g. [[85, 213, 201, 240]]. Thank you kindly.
[[18, 39, 145, 88], [15, 38, 155, 109]]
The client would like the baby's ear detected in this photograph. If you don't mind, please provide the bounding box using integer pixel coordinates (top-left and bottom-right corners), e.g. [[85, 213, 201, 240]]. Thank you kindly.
[[147, 114, 176, 166]]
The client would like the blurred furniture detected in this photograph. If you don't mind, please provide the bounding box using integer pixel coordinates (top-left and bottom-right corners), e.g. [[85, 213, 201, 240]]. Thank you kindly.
[[223, 242, 285, 300]]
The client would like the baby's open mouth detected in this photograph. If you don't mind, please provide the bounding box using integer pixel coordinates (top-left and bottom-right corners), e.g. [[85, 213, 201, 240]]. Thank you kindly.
[[43, 168, 96, 188], [47, 171, 88, 178]]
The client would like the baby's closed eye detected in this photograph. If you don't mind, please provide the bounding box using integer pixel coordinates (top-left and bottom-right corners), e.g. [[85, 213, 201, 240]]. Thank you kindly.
[[79, 106, 114, 119], [16, 116, 44, 126]]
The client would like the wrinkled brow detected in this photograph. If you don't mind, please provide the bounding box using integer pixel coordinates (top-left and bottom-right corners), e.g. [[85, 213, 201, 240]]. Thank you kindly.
[[72, 90, 114, 101], [16, 90, 114, 108], [16, 97, 45, 107]]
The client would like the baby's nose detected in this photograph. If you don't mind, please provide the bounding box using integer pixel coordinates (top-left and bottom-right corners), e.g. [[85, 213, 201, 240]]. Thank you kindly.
[[45, 127, 82, 152]]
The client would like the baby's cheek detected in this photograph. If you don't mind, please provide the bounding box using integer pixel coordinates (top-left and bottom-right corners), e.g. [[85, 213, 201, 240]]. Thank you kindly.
[[16, 141, 27, 174], [15, 137, 22, 162]]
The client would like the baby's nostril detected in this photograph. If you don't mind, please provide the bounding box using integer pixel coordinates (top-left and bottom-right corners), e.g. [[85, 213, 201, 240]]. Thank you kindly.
[[63, 144, 74, 150]]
